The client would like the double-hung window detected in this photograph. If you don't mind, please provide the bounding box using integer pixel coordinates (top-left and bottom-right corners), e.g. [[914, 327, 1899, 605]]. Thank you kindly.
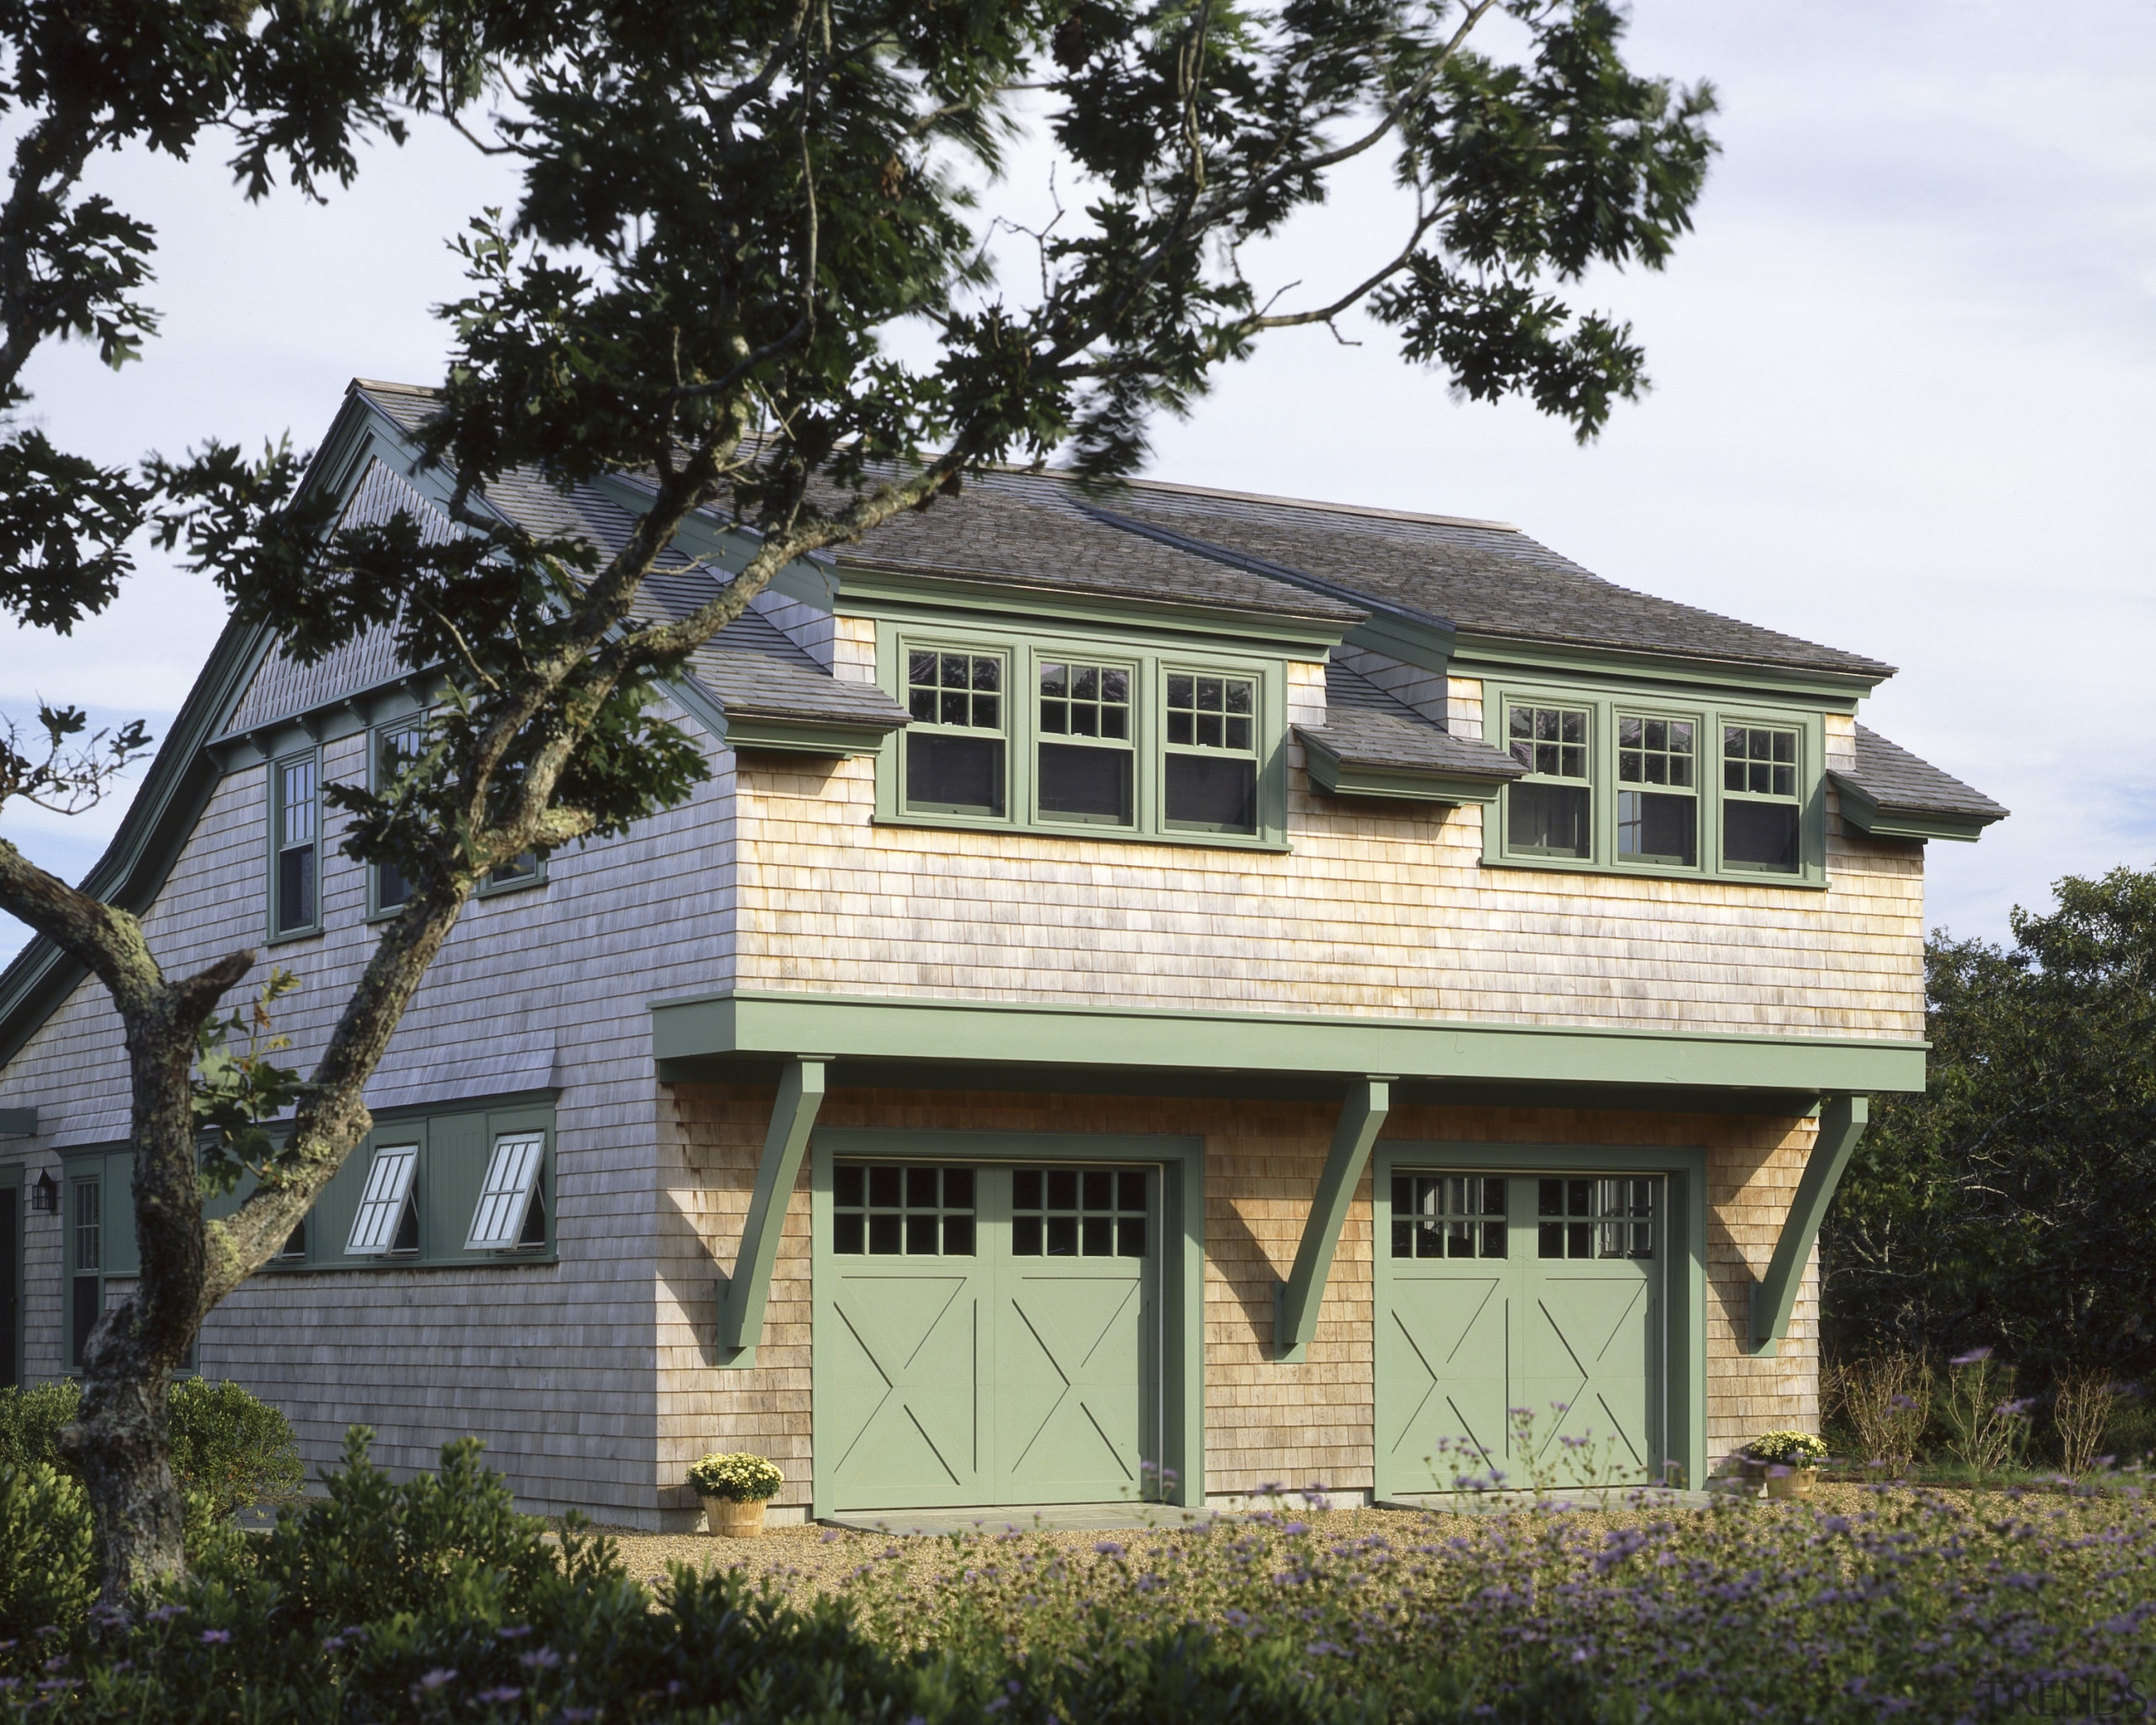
[[371, 719, 426, 914], [906, 649, 1006, 817], [1505, 703, 1592, 858], [1038, 660, 1134, 825], [1164, 671, 1258, 835], [70, 1177, 99, 1368], [1617, 713, 1698, 867], [270, 750, 320, 937], [1721, 723, 1802, 873], [886, 626, 1285, 846]]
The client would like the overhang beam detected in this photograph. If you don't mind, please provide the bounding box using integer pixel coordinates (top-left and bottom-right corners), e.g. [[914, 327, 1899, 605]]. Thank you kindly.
[[1748, 1094, 1869, 1356], [714, 1055, 828, 1368], [1274, 1076, 1391, 1363]]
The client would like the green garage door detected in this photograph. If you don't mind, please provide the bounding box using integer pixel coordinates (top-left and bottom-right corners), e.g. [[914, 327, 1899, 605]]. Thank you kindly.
[[1380, 1173, 1663, 1493], [820, 1162, 1159, 1513]]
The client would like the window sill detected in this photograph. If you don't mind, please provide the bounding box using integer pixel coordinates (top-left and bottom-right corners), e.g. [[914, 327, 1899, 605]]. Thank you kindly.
[[872, 811, 1290, 854], [264, 925, 324, 947], [261, 1249, 558, 1273], [1479, 853, 1828, 891]]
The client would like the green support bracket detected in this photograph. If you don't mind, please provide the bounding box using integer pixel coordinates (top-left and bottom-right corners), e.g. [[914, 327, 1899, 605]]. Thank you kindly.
[[1748, 1094, 1869, 1357], [714, 1055, 828, 1369], [1273, 1076, 1392, 1363]]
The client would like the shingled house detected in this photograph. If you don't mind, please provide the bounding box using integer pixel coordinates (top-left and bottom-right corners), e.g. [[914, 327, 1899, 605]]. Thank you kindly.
[[0, 379, 2004, 1526]]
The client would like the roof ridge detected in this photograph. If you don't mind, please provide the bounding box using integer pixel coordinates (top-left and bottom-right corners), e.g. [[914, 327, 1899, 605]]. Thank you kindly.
[[1108, 473, 1518, 534]]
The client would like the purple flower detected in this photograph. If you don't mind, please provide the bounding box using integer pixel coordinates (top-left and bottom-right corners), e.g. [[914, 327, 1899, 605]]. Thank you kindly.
[[519, 1648, 562, 1672], [414, 1668, 459, 1692], [198, 1630, 232, 1645], [1093, 1541, 1126, 1557], [476, 1685, 521, 1704], [495, 1624, 531, 1640], [1950, 1347, 1994, 1366]]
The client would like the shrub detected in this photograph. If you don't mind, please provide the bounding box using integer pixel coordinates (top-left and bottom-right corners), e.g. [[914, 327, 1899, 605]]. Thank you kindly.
[[0, 1381, 80, 1473], [686, 1451, 783, 1501], [165, 1378, 303, 1517], [1827, 1350, 1932, 1474], [2051, 1371, 2126, 1475], [0, 1462, 94, 1656], [1940, 1348, 2035, 1476]]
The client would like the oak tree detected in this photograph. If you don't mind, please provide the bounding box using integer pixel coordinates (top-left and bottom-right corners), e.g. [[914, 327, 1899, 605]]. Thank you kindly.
[[0, 0, 1716, 1594]]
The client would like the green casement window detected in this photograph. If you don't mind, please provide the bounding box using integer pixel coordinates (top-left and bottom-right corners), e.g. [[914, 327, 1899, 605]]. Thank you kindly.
[[268, 749, 321, 939], [1489, 683, 1825, 886], [1721, 722, 1802, 873], [1505, 703, 1592, 858], [884, 625, 1287, 848], [1616, 713, 1698, 867], [267, 1100, 555, 1271]]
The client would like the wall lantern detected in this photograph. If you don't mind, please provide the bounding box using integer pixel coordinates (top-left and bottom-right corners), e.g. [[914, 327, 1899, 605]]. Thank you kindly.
[[29, 1168, 59, 1214]]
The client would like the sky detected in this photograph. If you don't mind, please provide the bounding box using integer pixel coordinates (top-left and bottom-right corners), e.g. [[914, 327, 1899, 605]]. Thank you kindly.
[[3, 0, 2151, 962]]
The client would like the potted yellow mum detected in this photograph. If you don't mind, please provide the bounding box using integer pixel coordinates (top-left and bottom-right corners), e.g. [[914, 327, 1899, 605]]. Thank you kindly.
[[1745, 1430, 1829, 1499], [687, 1452, 784, 1537]]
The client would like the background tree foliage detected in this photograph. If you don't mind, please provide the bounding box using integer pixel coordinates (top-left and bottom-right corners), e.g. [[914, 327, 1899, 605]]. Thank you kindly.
[[1823, 864, 2156, 1384], [0, 0, 1718, 1594]]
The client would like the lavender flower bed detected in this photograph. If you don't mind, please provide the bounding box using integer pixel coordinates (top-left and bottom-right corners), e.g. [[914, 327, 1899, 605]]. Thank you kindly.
[[842, 1484, 2156, 1722]]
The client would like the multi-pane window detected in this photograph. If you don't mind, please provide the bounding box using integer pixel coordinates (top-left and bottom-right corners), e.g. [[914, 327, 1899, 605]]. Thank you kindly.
[[1164, 672, 1257, 834], [372, 721, 426, 912], [1505, 704, 1592, 858], [271, 752, 319, 935], [905, 651, 1006, 816], [1012, 1167, 1147, 1258], [70, 1179, 100, 1368], [1391, 1176, 1507, 1259], [345, 1144, 420, 1257], [1721, 724, 1801, 873], [1537, 1178, 1655, 1260], [465, 1133, 547, 1252], [1038, 661, 1134, 825], [833, 1163, 976, 1256], [1617, 714, 1698, 867]]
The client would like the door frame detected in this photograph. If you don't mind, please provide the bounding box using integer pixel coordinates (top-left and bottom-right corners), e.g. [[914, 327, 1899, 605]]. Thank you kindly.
[[811, 1127, 1204, 1521], [1372, 1141, 1707, 1498], [0, 1164, 21, 1389]]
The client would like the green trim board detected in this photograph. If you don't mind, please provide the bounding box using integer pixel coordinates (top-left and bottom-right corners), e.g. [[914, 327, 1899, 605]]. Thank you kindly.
[[725, 717, 896, 757], [1297, 730, 1507, 806], [0, 1110, 35, 1136], [1275, 1078, 1391, 1362], [651, 990, 1930, 1097], [1449, 635, 1878, 712], [1, 1165, 23, 1391], [836, 561, 1355, 660], [716, 1055, 829, 1366], [1748, 1095, 1868, 1357], [1829, 774, 1993, 843], [1371, 1140, 1708, 1498], [808, 1126, 1204, 1521]]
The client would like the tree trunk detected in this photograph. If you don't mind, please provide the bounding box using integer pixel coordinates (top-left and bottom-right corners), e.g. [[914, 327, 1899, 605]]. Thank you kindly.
[[59, 1327, 186, 1594]]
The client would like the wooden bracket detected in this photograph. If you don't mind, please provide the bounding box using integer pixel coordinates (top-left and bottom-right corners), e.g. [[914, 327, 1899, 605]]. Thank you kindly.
[[713, 1055, 829, 1368], [1748, 1093, 1869, 1357], [1273, 1076, 1392, 1363]]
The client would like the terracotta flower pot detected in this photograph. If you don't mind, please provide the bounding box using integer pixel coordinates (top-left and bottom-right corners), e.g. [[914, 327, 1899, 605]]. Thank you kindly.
[[1763, 1465, 1819, 1501], [704, 1497, 768, 1538]]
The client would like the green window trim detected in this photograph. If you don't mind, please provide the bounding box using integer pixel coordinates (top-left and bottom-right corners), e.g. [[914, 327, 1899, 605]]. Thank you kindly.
[[0, 1167, 20, 1391], [875, 622, 1291, 851], [1483, 681, 1828, 889], [259, 1097, 557, 1273], [1370, 1140, 1707, 1499], [809, 1125, 1204, 1520], [266, 746, 323, 943], [59, 1144, 136, 1374]]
